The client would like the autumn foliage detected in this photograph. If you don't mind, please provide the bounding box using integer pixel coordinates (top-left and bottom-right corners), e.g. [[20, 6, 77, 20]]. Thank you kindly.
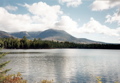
[[0, 72, 27, 83]]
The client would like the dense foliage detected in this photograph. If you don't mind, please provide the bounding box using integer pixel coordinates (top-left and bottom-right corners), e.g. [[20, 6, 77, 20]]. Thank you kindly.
[[0, 37, 120, 49]]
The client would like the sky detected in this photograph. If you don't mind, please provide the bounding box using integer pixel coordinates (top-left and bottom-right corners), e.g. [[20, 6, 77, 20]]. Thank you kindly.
[[0, 0, 120, 43]]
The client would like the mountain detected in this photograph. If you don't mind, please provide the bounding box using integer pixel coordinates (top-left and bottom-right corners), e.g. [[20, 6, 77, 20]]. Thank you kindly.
[[37, 29, 101, 44], [0, 31, 13, 38], [9, 29, 102, 44]]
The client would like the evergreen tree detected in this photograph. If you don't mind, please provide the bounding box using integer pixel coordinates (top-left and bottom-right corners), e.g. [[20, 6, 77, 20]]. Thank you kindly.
[[0, 52, 11, 82]]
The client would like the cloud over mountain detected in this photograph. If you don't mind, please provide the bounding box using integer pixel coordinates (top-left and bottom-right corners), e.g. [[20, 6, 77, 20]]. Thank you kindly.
[[54, 15, 78, 31], [24, 2, 63, 29]]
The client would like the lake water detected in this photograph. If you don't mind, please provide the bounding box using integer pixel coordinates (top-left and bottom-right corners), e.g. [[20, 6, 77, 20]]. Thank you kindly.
[[1, 49, 120, 83]]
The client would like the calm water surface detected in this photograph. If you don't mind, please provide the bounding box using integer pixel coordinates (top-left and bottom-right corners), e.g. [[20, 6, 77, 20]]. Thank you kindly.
[[1, 49, 120, 83]]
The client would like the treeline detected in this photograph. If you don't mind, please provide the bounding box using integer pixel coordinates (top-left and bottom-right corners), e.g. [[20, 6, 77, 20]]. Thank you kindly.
[[0, 37, 120, 49]]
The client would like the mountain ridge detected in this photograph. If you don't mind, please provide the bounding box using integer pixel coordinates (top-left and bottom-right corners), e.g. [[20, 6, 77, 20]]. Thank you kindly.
[[0, 29, 103, 44]]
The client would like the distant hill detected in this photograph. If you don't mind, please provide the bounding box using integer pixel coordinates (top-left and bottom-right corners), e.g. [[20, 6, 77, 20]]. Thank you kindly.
[[0, 31, 13, 38], [4, 29, 103, 44]]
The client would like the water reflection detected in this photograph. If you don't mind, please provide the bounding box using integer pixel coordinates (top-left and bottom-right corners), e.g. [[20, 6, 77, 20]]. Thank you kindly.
[[1, 49, 120, 83]]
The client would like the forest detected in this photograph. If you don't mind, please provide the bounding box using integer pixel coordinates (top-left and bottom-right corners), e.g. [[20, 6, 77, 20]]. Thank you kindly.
[[0, 36, 120, 49]]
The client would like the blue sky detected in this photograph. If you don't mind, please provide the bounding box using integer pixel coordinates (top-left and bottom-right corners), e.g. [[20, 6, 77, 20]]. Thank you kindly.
[[0, 0, 120, 43]]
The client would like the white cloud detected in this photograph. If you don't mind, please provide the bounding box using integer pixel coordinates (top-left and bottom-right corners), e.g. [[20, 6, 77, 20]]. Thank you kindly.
[[0, 6, 49, 32], [24, 2, 63, 20], [0, 7, 34, 32], [0, 2, 78, 32], [78, 17, 119, 36], [24, 2, 63, 28], [5, 5, 18, 11], [59, 0, 82, 7], [91, 0, 120, 11], [54, 15, 78, 31], [106, 9, 120, 25]]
